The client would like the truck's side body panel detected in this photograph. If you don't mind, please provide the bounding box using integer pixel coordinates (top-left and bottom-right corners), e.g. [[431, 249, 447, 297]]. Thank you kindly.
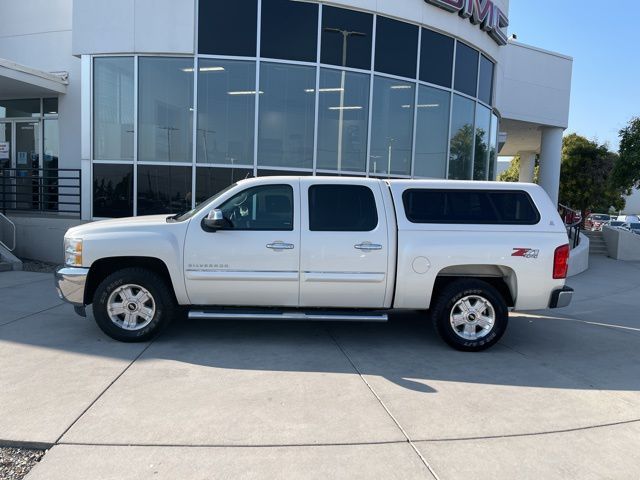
[[387, 180, 569, 310], [298, 177, 392, 309], [183, 179, 301, 306], [67, 215, 191, 304], [65, 176, 570, 314]]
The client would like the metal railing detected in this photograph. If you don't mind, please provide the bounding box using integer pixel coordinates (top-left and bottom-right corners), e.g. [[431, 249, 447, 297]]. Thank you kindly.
[[0, 212, 16, 251], [558, 203, 581, 249], [0, 168, 81, 218]]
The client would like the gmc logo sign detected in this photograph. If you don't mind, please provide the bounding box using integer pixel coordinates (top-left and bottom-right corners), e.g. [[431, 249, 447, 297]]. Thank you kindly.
[[424, 0, 509, 46]]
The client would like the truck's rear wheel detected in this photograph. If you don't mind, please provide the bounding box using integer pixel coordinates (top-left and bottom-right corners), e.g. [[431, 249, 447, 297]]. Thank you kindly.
[[431, 279, 508, 352], [93, 267, 176, 342]]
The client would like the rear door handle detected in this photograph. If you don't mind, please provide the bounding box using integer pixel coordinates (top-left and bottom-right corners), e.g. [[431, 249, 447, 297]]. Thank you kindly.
[[267, 242, 295, 251], [354, 242, 383, 251]]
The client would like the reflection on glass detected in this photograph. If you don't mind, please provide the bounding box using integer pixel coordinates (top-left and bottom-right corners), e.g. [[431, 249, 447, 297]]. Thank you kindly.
[[197, 59, 255, 166], [93, 57, 134, 160], [198, 0, 257, 56], [0, 99, 40, 118], [93, 164, 133, 218], [321, 6, 373, 70], [316, 68, 369, 172], [196, 166, 254, 204], [138, 57, 193, 163], [414, 86, 450, 178], [257, 169, 311, 177], [454, 42, 479, 98], [420, 28, 454, 88], [261, 0, 318, 62], [478, 55, 494, 105], [0, 123, 11, 169], [375, 16, 418, 79], [448, 95, 475, 180], [257, 62, 316, 169], [369, 76, 414, 176], [43, 119, 60, 209], [473, 104, 491, 180], [489, 113, 499, 180], [137, 165, 192, 215], [43, 98, 59, 115]]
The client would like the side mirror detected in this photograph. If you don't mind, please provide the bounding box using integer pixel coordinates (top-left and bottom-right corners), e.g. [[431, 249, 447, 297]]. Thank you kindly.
[[202, 209, 229, 231]]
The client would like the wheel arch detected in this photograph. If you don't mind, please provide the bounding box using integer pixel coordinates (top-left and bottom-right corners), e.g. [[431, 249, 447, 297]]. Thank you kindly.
[[84, 256, 176, 305], [431, 264, 517, 308]]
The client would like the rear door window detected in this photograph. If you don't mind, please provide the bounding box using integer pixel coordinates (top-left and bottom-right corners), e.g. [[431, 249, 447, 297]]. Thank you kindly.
[[309, 185, 378, 231]]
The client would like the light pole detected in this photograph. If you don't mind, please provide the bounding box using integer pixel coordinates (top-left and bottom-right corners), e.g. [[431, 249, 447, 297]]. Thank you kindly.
[[159, 126, 179, 162], [323, 28, 366, 172]]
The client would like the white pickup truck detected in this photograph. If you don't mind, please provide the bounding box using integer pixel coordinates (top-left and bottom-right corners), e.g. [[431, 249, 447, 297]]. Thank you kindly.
[[55, 176, 573, 351]]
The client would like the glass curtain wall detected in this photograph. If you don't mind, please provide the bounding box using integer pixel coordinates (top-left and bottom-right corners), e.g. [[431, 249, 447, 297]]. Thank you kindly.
[[414, 86, 450, 178], [369, 77, 414, 176], [91, 0, 500, 218], [316, 68, 370, 173]]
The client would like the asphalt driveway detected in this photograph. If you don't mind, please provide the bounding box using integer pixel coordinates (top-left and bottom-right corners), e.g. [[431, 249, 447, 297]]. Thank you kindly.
[[1, 256, 639, 479]]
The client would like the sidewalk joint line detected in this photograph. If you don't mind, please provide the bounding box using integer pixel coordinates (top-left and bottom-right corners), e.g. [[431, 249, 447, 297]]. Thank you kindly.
[[326, 328, 441, 480], [53, 339, 157, 444], [0, 302, 65, 327], [57, 440, 408, 448], [412, 417, 640, 443]]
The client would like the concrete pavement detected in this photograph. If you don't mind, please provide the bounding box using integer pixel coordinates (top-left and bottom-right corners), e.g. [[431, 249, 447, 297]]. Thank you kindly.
[[0, 257, 637, 478]]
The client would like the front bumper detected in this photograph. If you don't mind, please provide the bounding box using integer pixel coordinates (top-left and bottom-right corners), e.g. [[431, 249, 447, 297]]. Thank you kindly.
[[549, 285, 574, 308], [54, 266, 89, 306]]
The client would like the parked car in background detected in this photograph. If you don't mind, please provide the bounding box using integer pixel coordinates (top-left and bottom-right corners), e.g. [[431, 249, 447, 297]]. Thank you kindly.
[[609, 220, 626, 229], [584, 213, 611, 231], [617, 215, 640, 224], [624, 223, 640, 235]]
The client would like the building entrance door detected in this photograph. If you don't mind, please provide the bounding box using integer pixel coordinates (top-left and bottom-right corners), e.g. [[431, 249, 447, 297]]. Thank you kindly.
[[14, 121, 41, 210], [0, 120, 42, 211]]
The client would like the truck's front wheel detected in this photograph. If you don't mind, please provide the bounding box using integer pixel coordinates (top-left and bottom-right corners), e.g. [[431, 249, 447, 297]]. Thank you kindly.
[[431, 279, 508, 352], [93, 268, 176, 342]]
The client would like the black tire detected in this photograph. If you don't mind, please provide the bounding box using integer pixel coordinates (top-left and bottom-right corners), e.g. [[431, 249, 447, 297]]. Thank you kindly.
[[431, 279, 508, 352], [93, 267, 176, 342]]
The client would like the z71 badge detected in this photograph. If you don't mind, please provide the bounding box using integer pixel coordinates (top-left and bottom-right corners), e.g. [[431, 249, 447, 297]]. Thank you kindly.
[[511, 248, 540, 259]]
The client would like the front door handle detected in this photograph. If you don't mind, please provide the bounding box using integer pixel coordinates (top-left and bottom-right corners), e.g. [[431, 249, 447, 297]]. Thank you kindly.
[[267, 241, 295, 251], [354, 242, 383, 251]]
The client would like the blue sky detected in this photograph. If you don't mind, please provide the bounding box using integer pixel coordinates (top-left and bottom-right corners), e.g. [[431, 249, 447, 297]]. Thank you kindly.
[[508, 0, 639, 151]]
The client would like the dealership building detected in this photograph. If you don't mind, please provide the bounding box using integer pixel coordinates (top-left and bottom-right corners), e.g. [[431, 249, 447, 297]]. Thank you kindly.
[[0, 0, 573, 261]]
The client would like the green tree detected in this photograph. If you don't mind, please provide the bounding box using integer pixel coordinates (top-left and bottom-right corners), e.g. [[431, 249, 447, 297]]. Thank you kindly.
[[559, 134, 626, 214], [611, 117, 640, 191], [448, 124, 474, 180], [498, 155, 539, 183]]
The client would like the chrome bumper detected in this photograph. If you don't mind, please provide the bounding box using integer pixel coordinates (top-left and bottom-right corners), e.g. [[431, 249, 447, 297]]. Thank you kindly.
[[549, 285, 574, 309], [54, 266, 89, 306]]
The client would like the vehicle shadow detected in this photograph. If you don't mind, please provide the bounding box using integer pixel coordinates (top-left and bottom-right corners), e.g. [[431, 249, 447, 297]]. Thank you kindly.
[[141, 309, 640, 394], [1, 303, 639, 395]]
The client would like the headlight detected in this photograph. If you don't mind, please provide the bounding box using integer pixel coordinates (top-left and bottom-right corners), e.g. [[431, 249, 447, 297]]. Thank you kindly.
[[64, 238, 83, 267]]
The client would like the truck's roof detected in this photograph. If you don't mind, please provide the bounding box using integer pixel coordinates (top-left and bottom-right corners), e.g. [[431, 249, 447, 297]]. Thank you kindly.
[[385, 178, 540, 192], [238, 175, 541, 193]]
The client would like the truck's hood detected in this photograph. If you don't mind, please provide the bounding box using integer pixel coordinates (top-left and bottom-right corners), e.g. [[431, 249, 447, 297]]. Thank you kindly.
[[66, 214, 174, 238]]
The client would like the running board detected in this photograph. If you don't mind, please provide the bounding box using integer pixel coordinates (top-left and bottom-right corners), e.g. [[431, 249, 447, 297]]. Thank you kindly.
[[188, 310, 388, 322]]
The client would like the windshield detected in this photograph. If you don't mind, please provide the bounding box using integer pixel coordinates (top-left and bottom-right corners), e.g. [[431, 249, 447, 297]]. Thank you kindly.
[[590, 214, 610, 221], [629, 224, 640, 230], [170, 183, 238, 222], [610, 221, 624, 226]]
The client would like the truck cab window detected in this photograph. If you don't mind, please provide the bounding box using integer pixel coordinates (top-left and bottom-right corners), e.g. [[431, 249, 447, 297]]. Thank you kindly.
[[219, 184, 293, 231], [308, 185, 378, 231]]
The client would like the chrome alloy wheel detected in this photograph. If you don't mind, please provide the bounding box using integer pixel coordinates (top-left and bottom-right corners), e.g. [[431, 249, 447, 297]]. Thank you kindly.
[[107, 284, 156, 331], [449, 295, 496, 341]]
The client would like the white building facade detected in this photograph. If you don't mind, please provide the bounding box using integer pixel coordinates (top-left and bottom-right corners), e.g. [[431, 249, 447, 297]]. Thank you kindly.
[[0, 0, 573, 258]]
